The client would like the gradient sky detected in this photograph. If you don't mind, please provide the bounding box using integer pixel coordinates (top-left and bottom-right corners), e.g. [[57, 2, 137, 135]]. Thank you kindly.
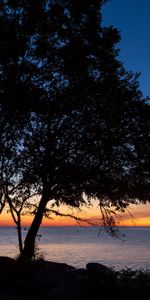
[[0, 0, 150, 227], [1, 201, 150, 227], [102, 0, 150, 97], [101, 0, 150, 226]]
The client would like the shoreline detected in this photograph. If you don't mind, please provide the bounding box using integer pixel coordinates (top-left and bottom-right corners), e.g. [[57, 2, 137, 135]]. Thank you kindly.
[[0, 256, 150, 300]]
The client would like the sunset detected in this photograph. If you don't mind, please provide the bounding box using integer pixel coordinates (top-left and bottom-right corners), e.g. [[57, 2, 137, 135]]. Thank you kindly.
[[1, 203, 150, 227], [0, 0, 150, 299]]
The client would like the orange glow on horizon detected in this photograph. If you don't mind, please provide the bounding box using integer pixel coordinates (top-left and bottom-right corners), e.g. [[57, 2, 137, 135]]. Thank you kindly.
[[1, 203, 150, 227]]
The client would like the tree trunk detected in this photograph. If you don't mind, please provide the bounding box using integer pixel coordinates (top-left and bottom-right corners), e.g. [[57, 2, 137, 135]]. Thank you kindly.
[[21, 191, 49, 261], [17, 215, 23, 254]]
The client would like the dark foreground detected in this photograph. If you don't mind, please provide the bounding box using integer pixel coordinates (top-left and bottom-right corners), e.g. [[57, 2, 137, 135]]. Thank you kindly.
[[0, 256, 150, 300]]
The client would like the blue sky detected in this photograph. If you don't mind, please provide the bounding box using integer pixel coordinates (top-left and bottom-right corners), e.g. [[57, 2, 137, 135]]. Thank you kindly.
[[102, 0, 150, 97]]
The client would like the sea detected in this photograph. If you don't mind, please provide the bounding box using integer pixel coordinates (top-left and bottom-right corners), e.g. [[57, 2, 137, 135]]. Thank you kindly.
[[0, 226, 150, 270]]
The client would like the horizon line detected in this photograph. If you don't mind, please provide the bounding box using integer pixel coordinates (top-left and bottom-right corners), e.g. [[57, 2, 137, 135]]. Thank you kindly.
[[1, 224, 150, 227]]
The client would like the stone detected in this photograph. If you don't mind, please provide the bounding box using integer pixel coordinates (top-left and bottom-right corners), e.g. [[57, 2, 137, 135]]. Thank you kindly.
[[44, 260, 75, 274], [32, 270, 58, 292], [44, 283, 82, 300], [0, 256, 16, 284], [58, 268, 87, 286], [0, 256, 15, 269], [86, 263, 114, 279]]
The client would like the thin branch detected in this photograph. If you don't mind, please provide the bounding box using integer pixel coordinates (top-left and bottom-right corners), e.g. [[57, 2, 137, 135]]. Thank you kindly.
[[6, 194, 18, 224], [44, 207, 101, 227]]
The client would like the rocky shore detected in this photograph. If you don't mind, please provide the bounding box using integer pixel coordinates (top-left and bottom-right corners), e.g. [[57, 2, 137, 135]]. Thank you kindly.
[[0, 256, 150, 300]]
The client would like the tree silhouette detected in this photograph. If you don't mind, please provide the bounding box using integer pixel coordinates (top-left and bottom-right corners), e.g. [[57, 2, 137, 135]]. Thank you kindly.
[[0, 0, 149, 260]]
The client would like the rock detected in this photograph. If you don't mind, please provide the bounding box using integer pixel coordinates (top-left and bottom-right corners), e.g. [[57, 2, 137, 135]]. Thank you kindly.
[[86, 263, 114, 279], [15, 259, 38, 280], [13, 278, 36, 297], [32, 270, 58, 293], [44, 260, 75, 274], [0, 256, 16, 284], [58, 268, 87, 286], [31, 266, 86, 294], [43, 283, 82, 300], [0, 256, 15, 269], [31, 261, 76, 294], [32, 259, 75, 274], [79, 275, 109, 300]]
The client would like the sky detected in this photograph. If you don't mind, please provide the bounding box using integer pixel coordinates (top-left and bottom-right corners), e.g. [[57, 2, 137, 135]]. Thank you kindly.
[[0, 0, 150, 227], [101, 0, 150, 226], [1, 201, 150, 227], [102, 0, 150, 97]]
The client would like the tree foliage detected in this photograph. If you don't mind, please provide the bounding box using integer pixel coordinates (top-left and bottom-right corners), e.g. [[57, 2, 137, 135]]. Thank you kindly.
[[0, 0, 149, 259]]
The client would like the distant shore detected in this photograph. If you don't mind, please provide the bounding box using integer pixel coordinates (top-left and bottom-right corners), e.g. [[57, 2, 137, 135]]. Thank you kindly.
[[0, 256, 150, 300]]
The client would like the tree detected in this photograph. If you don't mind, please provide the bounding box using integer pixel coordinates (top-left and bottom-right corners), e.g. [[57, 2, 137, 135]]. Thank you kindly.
[[0, 0, 56, 251], [0, 112, 39, 253], [0, 0, 149, 260]]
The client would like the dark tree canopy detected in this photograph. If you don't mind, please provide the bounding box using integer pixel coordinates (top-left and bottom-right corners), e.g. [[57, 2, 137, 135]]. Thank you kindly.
[[0, 0, 150, 259]]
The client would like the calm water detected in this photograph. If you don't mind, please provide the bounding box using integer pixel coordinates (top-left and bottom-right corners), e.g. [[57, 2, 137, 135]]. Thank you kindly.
[[0, 226, 150, 270]]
